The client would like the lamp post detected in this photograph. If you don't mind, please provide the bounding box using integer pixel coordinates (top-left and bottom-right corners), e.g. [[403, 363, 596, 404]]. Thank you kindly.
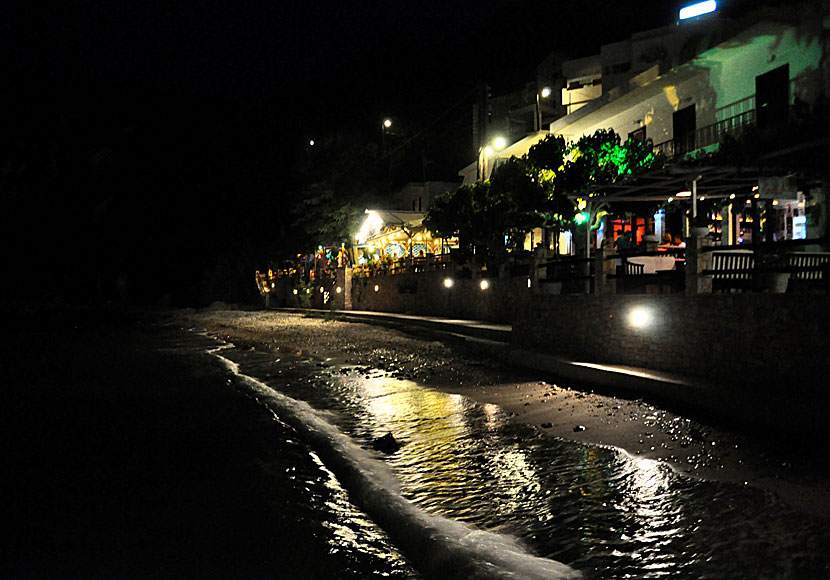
[[477, 136, 507, 181], [381, 117, 393, 155], [535, 86, 552, 132]]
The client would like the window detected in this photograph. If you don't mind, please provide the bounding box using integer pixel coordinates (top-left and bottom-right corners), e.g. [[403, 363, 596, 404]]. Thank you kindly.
[[628, 127, 646, 143]]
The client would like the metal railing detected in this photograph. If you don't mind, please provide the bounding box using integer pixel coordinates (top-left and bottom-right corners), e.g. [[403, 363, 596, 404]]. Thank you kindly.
[[654, 108, 756, 158], [352, 253, 452, 278]]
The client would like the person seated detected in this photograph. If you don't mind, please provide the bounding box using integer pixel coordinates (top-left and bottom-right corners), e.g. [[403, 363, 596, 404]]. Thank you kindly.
[[614, 231, 634, 250]]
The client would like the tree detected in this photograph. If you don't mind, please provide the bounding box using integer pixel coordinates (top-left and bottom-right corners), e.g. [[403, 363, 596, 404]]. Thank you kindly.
[[425, 129, 666, 264], [526, 134, 573, 230]]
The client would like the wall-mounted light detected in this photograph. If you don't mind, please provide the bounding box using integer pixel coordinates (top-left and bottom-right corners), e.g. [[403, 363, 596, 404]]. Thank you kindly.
[[293, 289, 298, 295], [336, 286, 342, 294], [479, 279, 490, 291], [629, 307, 652, 328], [374, 284, 380, 292], [679, 1, 717, 21], [443, 278, 454, 289]]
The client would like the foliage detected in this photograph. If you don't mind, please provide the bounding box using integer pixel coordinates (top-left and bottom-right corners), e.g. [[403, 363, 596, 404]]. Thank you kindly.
[[560, 129, 662, 194], [423, 129, 665, 263], [526, 135, 573, 227]]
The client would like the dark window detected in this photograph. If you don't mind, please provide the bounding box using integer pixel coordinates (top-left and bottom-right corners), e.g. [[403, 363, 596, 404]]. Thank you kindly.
[[673, 105, 696, 155], [628, 127, 646, 143], [756, 64, 789, 129]]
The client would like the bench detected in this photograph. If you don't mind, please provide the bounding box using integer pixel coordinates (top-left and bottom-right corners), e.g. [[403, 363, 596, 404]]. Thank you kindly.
[[786, 252, 830, 293], [706, 251, 755, 293]]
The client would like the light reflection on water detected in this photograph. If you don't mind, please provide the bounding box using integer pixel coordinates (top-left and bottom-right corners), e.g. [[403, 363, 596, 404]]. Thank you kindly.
[[228, 348, 830, 579]]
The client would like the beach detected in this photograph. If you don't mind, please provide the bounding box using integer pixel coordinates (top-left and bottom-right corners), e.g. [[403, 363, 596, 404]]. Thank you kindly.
[[182, 308, 830, 518]]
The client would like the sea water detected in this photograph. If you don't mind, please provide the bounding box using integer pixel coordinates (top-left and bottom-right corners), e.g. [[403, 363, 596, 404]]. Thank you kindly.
[[193, 330, 829, 579]]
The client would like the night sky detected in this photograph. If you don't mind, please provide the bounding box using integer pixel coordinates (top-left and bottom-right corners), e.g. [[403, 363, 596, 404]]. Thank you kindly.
[[2, 1, 733, 306]]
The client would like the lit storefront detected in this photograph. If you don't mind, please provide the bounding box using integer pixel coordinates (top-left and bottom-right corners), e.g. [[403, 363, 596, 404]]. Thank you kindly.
[[354, 209, 456, 264]]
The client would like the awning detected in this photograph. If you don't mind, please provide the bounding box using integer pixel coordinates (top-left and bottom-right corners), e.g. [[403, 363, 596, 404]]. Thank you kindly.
[[355, 209, 426, 244], [580, 164, 761, 203]]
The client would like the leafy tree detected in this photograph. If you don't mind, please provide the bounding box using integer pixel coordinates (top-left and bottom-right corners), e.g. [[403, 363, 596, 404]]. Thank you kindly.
[[423, 129, 667, 264], [526, 134, 573, 227], [423, 182, 478, 258]]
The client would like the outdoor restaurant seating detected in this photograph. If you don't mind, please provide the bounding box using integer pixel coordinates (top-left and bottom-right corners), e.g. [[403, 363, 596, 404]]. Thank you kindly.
[[785, 252, 830, 293], [708, 251, 755, 293]]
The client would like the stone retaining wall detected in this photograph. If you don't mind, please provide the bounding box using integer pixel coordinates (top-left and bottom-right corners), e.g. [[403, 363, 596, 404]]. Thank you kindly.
[[513, 294, 830, 392], [350, 270, 531, 323]]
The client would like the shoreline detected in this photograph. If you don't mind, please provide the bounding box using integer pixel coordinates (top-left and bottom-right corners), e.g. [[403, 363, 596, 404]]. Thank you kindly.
[[180, 308, 830, 518]]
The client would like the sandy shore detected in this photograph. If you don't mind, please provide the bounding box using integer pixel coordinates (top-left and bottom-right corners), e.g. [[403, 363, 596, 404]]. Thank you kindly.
[[180, 308, 830, 517]]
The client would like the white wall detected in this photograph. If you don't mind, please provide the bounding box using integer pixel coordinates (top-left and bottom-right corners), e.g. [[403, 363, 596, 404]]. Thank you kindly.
[[551, 19, 825, 147]]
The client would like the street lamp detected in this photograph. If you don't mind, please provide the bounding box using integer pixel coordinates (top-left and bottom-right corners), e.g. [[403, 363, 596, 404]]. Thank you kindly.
[[478, 135, 507, 181], [381, 117, 394, 157], [535, 86, 552, 132]]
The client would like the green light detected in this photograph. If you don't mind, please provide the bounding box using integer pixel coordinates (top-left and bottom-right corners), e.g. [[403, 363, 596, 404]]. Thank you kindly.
[[574, 212, 590, 225]]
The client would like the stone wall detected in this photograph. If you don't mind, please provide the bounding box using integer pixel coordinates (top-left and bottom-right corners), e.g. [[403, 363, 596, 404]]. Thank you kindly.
[[350, 270, 531, 323], [513, 294, 830, 392], [272, 271, 829, 396]]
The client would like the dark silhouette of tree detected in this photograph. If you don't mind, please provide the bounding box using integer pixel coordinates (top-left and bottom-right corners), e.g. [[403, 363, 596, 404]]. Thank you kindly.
[[289, 131, 387, 253]]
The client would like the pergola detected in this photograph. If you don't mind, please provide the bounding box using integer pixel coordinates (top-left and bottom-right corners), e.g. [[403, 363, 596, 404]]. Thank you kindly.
[[591, 164, 759, 203], [354, 209, 444, 260]]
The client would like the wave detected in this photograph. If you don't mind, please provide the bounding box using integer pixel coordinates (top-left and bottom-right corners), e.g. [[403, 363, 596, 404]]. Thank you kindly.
[[210, 347, 582, 580]]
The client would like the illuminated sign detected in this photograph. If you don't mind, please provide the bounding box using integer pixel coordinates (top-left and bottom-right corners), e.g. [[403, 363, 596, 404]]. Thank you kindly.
[[679, 0, 717, 20]]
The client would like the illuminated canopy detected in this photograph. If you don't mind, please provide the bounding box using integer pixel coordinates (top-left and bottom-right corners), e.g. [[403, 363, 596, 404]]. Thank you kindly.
[[355, 209, 425, 244]]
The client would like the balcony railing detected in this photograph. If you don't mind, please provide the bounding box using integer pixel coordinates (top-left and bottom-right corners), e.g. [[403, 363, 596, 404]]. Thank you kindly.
[[654, 108, 756, 158]]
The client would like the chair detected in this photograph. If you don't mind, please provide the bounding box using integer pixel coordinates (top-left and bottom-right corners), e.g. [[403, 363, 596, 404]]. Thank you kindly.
[[711, 251, 755, 293], [786, 253, 830, 293], [624, 260, 645, 276]]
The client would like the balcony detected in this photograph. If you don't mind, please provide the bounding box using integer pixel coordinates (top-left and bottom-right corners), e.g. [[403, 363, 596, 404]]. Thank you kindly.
[[654, 95, 757, 158]]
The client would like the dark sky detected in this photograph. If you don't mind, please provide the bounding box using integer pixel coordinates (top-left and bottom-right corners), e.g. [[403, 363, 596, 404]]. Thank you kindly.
[[4, 1, 685, 122], [4, 0, 734, 306]]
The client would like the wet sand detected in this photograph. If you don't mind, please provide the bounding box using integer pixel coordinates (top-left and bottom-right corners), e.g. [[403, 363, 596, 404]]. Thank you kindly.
[[182, 308, 830, 518]]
